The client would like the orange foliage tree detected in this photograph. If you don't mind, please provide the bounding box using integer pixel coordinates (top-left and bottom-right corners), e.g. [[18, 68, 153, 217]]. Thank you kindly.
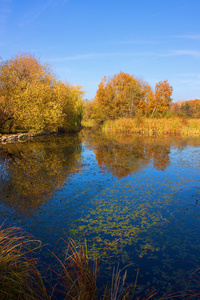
[[180, 99, 200, 118], [93, 72, 144, 123], [152, 80, 173, 116], [137, 79, 155, 116], [87, 74, 173, 123]]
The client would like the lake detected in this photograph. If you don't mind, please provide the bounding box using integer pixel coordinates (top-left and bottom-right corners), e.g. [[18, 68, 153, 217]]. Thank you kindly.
[[0, 130, 200, 298]]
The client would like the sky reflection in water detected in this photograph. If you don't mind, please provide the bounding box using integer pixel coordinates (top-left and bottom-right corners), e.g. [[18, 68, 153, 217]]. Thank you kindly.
[[0, 131, 200, 296]]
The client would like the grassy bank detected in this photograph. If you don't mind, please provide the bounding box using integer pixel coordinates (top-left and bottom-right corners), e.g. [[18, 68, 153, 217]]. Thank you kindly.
[[100, 117, 200, 135]]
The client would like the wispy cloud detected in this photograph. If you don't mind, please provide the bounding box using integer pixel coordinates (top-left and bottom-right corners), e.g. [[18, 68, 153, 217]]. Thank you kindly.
[[172, 50, 200, 57], [50, 51, 156, 62], [173, 34, 200, 40], [105, 39, 158, 46], [54, 66, 71, 74], [0, 0, 11, 34], [174, 73, 200, 86], [175, 73, 200, 77], [19, 1, 52, 27], [161, 50, 200, 58], [178, 78, 200, 85], [51, 49, 200, 62]]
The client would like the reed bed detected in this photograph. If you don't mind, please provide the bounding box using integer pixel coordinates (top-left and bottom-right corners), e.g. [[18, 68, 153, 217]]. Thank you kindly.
[[101, 118, 200, 136]]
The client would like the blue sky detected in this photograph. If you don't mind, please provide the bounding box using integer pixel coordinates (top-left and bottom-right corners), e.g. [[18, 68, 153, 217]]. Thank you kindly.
[[1, 0, 200, 101]]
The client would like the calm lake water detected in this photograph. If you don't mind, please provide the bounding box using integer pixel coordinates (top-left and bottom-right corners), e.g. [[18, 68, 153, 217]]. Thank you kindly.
[[0, 130, 200, 298]]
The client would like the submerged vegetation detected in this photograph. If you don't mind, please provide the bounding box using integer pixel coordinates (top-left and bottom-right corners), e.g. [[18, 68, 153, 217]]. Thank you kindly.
[[0, 224, 148, 300], [0, 224, 200, 300], [0, 54, 200, 299]]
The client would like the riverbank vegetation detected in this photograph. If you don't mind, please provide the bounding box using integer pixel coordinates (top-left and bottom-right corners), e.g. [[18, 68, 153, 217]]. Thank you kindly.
[[0, 53, 84, 134], [1, 224, 199, 300], [82, 72, 200, 135], [1, 55, 199, 136], [101, 117, 200, 135]]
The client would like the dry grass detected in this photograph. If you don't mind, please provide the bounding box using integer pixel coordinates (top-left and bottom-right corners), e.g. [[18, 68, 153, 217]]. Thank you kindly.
[[1, 224, 200, 299], [101, 117, 200, 136], [0, 224, 49, 300], [50, 238, 159, 300], [50, 237, 98, 300]]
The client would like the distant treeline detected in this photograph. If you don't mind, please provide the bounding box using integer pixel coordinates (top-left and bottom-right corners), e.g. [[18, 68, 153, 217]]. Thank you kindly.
[[170, 99, 200, 118], [83, 72, 173, 123], [0, 53, 84, 134], [83, 72, 200, 123]]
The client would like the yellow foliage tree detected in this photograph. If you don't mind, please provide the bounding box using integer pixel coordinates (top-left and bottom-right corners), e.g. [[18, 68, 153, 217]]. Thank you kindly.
[[54, 81, 84, 131], [0, 53, 84, 133], [137, 79, 155, 116], [93, 72, 144, 123], [153, 80, 173, 116], [0, 53, 63, 132]]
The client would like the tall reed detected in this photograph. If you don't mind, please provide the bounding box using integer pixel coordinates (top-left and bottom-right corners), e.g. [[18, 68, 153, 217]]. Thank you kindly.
[[1, 224, 200, 299], [101, 117, 200, 136], [51, 237, 98, 300], [0, 224, 49, 300]]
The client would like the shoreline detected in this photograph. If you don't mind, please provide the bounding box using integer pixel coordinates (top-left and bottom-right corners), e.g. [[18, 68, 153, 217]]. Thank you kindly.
[[0, 126, 84, 144], [0, 131, 58, 144]]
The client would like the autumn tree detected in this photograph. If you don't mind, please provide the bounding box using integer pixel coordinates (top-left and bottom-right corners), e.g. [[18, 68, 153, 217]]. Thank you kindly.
[[180, 99, 200, 118], [152, 80, 173, 116], [54, 81, 84, 132], [137, 79, 155, 116], [93, 72, 144, 123], [93, 76, 112, 123], [0, 53, 84, 133], [82, 99, 97, 122], [0, 53, 63, 132]]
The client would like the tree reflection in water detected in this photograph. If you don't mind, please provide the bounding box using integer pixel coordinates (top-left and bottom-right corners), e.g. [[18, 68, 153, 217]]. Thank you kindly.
[[0, 130, 200, 296], [0, 134, 82, 215], [82, 130, 172, 178]]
